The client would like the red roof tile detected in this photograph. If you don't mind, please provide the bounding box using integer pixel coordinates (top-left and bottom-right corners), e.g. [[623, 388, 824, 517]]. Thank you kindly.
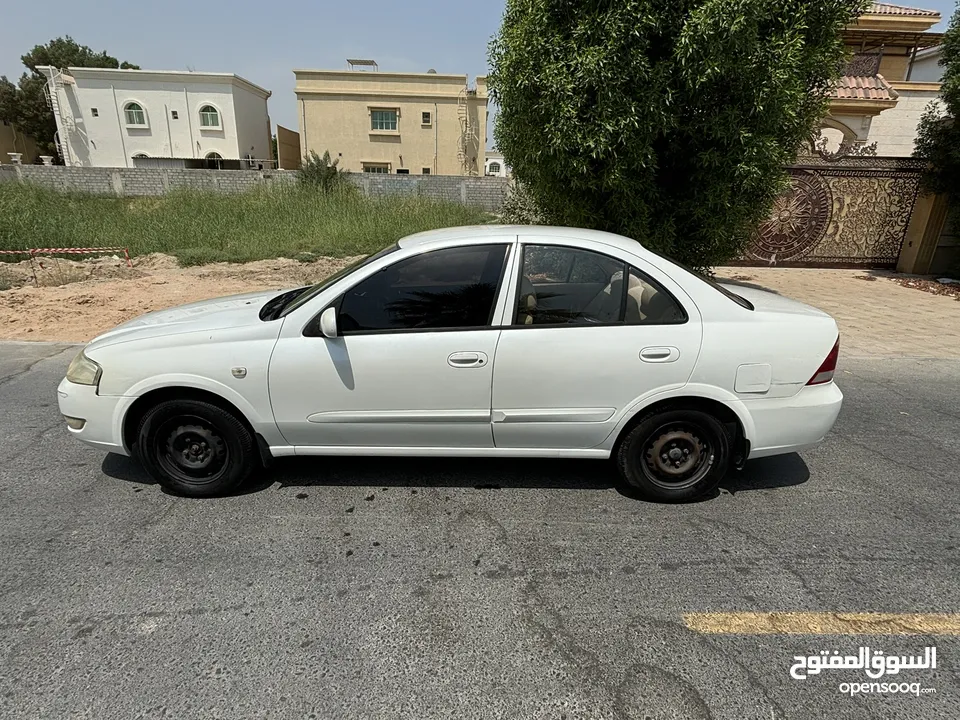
[[866, 3, 940, 17], [828, 74, 899, 101]]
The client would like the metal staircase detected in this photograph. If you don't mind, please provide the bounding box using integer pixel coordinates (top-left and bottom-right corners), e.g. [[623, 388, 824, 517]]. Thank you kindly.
[[457, 87, 480, 176], [43, 68, 80, 166]]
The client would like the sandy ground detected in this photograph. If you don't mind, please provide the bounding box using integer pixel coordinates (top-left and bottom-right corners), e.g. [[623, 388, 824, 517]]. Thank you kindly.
[[0, 253, 357, 342]]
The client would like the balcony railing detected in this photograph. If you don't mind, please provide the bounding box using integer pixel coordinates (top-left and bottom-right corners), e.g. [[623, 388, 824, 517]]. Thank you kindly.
[[844, 51, 883, 77]]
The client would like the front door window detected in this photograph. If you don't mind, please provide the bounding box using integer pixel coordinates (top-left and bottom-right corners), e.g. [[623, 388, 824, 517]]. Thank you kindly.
[[338, 244, 509, 333]]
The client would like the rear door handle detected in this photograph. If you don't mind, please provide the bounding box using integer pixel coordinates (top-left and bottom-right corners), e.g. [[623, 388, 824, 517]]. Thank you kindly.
[[640, 346, 680, 363], [447, 351, 488, 368]]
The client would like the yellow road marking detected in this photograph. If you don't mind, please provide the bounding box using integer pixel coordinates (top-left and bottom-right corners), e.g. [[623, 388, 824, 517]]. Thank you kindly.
[[683, 612, 960, 635]]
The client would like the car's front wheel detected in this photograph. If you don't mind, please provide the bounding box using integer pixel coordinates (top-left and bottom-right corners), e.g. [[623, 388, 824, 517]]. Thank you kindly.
[[616, 408, 729, 502], [135, 399, 258, 497]]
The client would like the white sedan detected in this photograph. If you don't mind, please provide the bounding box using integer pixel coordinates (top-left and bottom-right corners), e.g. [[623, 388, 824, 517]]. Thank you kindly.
[[58, 225, 842, 502]]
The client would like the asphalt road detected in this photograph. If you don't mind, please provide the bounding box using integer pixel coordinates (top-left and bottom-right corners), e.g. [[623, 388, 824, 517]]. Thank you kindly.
[[1, 341, 958, 720]]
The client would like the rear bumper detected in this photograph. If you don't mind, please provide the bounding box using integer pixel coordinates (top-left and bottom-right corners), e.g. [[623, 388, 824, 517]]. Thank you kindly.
[[743, 381, 843, 459], [56, 378, 130, 456]]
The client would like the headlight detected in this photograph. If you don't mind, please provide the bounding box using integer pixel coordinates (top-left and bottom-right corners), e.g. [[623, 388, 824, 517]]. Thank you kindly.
[[66, 349, 102, 386]]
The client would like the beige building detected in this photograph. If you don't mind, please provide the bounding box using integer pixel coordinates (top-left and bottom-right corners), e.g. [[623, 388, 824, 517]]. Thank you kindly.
[[0, 120, 40, 165], [819, 2, 945, 156], [275, 125, 301, 170], [294, 61, 487, 176]]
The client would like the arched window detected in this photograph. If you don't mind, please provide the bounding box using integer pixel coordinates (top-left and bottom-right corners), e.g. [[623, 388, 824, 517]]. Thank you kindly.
[[132, 153, 148, 158], [124, 102, 146, 126], [488, 162, 502, 175], [199, 105, 221, 128], [205, 152, 223, 159]]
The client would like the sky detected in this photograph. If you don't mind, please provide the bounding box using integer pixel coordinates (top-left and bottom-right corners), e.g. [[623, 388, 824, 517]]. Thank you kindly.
[[2, 0, 957, 149]]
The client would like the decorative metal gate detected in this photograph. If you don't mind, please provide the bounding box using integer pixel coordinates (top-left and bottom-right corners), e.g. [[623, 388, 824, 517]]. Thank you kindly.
[[739, 156, 924, 268]]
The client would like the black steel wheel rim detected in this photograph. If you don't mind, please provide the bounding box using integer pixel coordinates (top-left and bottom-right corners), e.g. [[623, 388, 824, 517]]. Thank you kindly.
[[155, 415, 228, 485], [639, 421, 713, 490]]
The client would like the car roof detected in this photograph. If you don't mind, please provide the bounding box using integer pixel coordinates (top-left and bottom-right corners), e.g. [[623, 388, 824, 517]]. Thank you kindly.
[[397, 224, 651, 256]]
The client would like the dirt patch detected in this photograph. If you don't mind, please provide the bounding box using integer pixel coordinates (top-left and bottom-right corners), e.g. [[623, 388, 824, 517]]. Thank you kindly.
[[0, 253, 359, 342], [890, 276, 960, 301]]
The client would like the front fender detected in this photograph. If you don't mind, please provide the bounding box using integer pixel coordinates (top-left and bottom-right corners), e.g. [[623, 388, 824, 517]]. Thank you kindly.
[[110, 373, 286, 450]]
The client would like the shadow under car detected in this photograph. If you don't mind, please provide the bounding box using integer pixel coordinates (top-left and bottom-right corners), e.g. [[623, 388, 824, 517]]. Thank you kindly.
[[101, 451, 811, 501]]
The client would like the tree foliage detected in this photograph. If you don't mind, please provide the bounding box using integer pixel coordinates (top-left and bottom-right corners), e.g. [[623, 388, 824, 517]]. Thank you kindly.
[[0, 36, 139, 157], [488, 0, 867, 269], [914, 4, 960, 220]]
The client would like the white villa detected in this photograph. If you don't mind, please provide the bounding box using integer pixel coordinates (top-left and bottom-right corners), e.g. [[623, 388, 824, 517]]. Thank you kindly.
[[484, 151, 510, 178], [37, 66, 274, 169]]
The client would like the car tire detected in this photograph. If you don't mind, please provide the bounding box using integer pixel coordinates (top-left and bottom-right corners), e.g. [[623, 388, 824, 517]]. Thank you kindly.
[[135, 399, 258, 498], [616, 408, 729, 502]]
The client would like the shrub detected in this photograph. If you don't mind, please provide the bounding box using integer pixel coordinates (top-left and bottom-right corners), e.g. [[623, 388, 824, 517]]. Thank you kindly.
[[497, 181, 545, 226], [298, 150, 354, 194]]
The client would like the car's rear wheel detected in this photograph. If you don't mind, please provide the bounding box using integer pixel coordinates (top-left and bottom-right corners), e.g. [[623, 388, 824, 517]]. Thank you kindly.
[[616, 409, 729, 502], [135, 399, 257, 497]]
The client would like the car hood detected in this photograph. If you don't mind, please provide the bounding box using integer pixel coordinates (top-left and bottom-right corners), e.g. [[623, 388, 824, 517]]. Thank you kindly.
[[85, 289, 288, 351], [718, 283, 831, 318]]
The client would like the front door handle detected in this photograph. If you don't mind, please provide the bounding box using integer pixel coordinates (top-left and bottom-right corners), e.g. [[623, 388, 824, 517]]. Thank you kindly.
[[447, 351, 488, 368], [640, 346, 680, 363]]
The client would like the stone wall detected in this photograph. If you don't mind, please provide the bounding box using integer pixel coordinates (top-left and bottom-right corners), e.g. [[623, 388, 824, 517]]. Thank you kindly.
[[0, 164, 511, 212]]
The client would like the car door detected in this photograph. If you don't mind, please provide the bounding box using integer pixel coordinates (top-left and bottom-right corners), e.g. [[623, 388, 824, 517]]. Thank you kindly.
[[268, 241, 513, 449], [491, 238, 702, 450]]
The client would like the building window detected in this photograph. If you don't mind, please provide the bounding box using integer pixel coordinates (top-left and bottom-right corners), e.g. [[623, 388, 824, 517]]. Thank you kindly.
[[422, 167, 431, 175], [124, 102, 146, 126], [488, 162, 502, 175], [396, 168, 410, 174], [90, 108, 99, 118], [133, 153, 148, 158], [199, 105, 221, 128], [421, 111, 432, 126], [362, 163, 390, 173], [171, 110, 179, 120], [371, 109, 398, 132]]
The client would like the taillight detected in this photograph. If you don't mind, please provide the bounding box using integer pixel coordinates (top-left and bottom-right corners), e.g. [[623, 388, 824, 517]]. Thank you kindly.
[[807, 336, 840, 385]]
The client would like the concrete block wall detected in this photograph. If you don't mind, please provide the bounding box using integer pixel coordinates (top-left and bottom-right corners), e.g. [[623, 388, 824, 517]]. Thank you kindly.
[[347, 174, 510, 212], [0, 164, 510, 212]]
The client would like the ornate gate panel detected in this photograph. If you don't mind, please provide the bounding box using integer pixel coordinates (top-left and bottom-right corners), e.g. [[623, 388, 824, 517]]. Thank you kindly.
[[740, 157, 924, 268]]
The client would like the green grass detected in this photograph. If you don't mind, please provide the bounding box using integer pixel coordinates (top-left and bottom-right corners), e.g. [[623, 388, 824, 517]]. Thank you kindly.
[[0, 183, 494, 266]]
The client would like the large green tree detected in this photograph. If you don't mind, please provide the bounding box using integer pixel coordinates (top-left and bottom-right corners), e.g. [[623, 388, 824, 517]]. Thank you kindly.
[[914, 4, 960, 226], [488, 0, 866, 269], [0, 37, 139, 158]]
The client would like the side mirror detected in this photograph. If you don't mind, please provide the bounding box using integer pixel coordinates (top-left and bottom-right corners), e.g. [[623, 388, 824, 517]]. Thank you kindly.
[[319, 306, 338, 339]]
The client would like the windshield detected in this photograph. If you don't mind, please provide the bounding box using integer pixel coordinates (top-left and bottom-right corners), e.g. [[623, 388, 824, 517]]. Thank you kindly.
[[273, 243, 400, 319]]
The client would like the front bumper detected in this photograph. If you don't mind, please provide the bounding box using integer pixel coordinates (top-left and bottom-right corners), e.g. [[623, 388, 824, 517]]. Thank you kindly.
[[743, 381, 844, 459], [56, 378, 130, 455]]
